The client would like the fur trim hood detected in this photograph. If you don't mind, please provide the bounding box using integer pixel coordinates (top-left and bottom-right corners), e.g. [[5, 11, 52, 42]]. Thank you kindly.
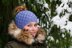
[[8, 21, 46, 45]]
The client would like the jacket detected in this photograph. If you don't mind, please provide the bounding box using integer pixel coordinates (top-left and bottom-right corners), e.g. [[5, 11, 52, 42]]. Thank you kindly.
[[4, 40, 47, 48], [4, 21, 47, 48]]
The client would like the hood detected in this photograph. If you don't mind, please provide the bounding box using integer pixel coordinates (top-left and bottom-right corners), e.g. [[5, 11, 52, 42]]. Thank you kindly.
[[8, 20, 46, 45]]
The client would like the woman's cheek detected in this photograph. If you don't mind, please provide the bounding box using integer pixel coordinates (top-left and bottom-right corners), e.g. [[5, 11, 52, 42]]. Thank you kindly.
[[36, 26, 40, 31], [35, 27, 38, 30]]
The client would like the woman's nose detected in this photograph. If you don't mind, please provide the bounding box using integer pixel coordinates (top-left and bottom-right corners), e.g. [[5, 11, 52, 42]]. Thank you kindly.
[[32, 26, 36, 30], [30, 26, 37, 31]]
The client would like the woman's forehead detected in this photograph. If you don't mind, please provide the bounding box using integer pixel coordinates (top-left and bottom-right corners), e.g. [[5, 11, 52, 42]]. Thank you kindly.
[[27, 22, 38, 25]]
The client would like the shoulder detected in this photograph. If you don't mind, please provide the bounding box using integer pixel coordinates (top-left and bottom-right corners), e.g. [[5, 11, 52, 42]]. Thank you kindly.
[[32, 43, 47, 48], [4, 41, 47, 48], [4, 41, 27, 48], [4, 41, 19, 48]]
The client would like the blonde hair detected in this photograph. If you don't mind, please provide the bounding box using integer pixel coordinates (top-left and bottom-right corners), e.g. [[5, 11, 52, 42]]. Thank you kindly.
[[12, 5, 27, 17]]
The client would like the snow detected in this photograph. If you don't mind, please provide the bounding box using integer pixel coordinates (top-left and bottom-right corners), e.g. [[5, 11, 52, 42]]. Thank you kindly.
[[35, 0, 43, 4], [61, 0, 68, 3], [50, 0, 52, 2], [56, 3, 69, 15], [62, 21, 72, 36], [69, 46, 72, 48], [43, 3, 48, 8], [36, 0, 72, 36], [69, 0, 72, 2], [67, 8, 72, 13], [62, 34, 65, 38], [63, 3, 69, 9], [56, 6, 63, 15], [47, 36, 54, 41], [52, 0, 72, 36], [52, 15, 61, 28], [52, 14, 72, 36], [56, 39, 59, 43]]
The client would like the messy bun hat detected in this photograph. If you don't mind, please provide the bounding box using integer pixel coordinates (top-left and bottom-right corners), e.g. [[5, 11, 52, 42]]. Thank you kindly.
[[15, 10, 39, 29]]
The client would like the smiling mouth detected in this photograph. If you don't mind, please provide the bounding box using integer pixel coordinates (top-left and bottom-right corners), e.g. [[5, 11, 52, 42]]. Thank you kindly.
[[30, 32, 37, 37]]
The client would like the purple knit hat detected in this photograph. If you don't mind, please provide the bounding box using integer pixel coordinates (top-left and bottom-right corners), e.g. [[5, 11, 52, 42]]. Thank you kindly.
[[15, 10, 39, 29]]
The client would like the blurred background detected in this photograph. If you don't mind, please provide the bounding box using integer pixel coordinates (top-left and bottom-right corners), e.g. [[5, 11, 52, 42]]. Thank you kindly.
[[0, 0, 72, 48]]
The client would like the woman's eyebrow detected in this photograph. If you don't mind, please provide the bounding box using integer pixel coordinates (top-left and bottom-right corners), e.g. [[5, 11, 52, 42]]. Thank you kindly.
[[35, 23, 39, 25], [35, 23, 38, 25], [27, 22, 39, 25]]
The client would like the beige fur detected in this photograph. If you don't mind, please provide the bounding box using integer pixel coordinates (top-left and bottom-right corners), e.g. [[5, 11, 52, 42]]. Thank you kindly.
[[8, 21, 21, 38], [8, 20, 46, 45], [35, 27, 46, 43]]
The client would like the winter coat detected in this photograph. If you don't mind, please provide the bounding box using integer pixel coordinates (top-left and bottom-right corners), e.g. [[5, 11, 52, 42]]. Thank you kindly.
[[4, 21, 47, 48], [4, 40, 47, 48]]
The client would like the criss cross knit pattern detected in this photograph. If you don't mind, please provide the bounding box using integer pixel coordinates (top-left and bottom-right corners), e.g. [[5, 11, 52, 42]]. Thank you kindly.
[[15, 10, 39, 29]]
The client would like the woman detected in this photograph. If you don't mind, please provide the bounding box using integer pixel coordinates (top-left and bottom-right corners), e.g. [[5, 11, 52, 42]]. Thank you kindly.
[[4, 5, 47, 48]]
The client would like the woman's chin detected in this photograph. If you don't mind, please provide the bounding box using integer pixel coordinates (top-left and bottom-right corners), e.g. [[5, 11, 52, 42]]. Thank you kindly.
[[31, 34, 36, 38]]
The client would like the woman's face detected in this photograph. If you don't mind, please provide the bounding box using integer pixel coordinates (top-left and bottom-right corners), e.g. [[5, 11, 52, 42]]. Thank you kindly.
[[23, 22, 40, 37]]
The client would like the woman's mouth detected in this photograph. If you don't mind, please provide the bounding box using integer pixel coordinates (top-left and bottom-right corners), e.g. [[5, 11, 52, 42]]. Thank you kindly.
[[30, 32, 37, 37]]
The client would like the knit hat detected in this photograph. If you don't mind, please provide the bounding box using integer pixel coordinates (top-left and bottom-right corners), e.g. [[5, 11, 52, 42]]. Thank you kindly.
[[15, 10, 39, 29]]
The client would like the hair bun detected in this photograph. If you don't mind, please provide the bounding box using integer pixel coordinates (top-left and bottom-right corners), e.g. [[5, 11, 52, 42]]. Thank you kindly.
[[15, 5, 27, 13], [13, 5, 27, 17]]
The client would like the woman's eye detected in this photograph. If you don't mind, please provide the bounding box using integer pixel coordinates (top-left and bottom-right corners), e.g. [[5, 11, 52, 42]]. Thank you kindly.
[[27, 25, 31, 27], [34, 24, 38, 26]]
